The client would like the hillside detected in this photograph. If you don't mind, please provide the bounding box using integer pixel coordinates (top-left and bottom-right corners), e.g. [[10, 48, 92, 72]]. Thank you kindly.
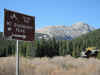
[[75, 28, 100, 39], [73, 28, 100, 48]]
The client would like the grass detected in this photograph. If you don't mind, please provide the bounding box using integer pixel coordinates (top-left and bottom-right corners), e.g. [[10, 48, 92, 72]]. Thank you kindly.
[[0, 56, 100, 75]]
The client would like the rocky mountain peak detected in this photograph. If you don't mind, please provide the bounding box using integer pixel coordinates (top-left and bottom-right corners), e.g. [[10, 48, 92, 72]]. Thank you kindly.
[[36, 22, 95, 40], [72, 22, 89, 28]]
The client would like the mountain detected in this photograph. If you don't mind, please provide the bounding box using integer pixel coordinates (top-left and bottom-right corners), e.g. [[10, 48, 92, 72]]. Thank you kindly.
[[36, 22, 95, 40]]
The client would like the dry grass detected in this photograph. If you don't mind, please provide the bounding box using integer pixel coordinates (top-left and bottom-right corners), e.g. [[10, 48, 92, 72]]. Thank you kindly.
[[0, 55, 100, 75]]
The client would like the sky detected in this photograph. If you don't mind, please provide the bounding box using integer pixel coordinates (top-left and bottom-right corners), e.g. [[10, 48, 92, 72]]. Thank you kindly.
[[0, 0, 100, 32]]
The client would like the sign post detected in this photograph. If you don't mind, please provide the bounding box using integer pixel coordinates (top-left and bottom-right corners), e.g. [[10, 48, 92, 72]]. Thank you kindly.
[[4, 9, 35, 75], [16, 40, 19, 75]]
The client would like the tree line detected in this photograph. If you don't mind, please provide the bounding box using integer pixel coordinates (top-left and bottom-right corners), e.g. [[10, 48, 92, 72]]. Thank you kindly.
[[0, 29, 100, 58]]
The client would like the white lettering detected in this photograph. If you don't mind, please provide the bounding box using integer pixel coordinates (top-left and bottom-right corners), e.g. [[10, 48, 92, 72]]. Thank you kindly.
[[12, 34, 26, 39], [14, 23, 33, 29], [8, 27, 12, 31], [23, 16, 31, 23], [7, 21, 12, 26], [16, 28, 25, 33]]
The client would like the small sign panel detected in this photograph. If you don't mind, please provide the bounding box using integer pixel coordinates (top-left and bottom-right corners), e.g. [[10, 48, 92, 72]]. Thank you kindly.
[[4, 9, 35, 41]]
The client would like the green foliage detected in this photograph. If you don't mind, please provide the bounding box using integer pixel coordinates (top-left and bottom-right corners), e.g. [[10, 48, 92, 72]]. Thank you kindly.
[[0, 29, 100, 58]]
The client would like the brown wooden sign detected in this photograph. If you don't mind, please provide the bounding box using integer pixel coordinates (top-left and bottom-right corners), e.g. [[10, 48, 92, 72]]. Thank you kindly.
[[4, 9, 35, 41]]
